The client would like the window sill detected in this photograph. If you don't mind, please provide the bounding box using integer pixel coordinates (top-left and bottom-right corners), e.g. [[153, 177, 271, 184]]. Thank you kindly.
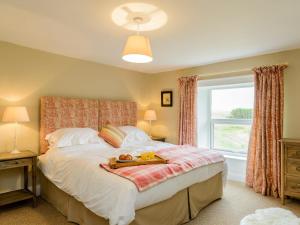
[[224, 154, 247, 161], [213, 149, 247, 161]]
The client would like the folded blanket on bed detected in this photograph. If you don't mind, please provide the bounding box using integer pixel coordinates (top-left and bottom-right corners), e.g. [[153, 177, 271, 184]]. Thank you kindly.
[[100, 145, 224, 191]]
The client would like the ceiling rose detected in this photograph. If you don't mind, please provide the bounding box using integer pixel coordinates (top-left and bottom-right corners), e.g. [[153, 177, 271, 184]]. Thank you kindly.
[[112, 3, 168, 31]]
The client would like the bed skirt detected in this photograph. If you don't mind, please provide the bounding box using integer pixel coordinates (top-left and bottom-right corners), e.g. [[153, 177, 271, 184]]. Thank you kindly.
[[40, 172, 223, 225]]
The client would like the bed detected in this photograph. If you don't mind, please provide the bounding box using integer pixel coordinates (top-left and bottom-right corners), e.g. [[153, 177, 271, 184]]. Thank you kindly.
[[38, 96, 226, 225]]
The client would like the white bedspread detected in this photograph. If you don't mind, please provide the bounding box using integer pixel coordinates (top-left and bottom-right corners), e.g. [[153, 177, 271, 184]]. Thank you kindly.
[[38, 141, 226, 225]]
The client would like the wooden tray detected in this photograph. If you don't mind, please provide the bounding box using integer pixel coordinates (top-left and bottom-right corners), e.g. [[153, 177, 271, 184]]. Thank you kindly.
[[109, 155, 167, 169]]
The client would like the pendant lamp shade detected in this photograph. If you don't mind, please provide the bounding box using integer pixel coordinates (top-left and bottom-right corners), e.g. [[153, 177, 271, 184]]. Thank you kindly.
[[122, 35, 153, 63]]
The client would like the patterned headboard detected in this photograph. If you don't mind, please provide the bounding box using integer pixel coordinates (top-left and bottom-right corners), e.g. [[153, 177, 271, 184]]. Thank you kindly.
[[40, 97, 137, 154], [98, 100, 137, 129], [40, 96, 99, 154]]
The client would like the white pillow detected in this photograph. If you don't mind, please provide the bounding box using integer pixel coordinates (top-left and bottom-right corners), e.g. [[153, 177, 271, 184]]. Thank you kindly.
[[119, 126, 151, 147], [45, 128, 104, 148], [87, 135, 111, 147]]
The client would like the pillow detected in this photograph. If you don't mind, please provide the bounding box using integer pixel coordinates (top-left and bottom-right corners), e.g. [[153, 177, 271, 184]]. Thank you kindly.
[[119, 126, 151, 147], [46, 128, 102, 148], [118, 126, 145, 134], [87, 135, 112, 148], [99, 124, 126, 148]]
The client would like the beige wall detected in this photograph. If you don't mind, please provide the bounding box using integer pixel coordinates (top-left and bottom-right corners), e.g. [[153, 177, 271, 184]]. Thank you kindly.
[[0, 41, 148, 192], [147, 49, 300, 144], [1, 40, 300, 192]]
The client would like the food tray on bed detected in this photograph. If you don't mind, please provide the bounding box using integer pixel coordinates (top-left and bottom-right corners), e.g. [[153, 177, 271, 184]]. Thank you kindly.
[[109, 155, 167, 169]]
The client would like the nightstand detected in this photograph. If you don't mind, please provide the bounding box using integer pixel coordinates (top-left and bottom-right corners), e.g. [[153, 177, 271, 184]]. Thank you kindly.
[[280, 139, 300, 205], [151, 136, 166, 142], [0, 150, 37, 207]]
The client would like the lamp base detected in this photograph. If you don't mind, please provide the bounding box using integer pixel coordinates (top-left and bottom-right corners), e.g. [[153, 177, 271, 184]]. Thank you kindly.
[[11, 149, 21, 154]]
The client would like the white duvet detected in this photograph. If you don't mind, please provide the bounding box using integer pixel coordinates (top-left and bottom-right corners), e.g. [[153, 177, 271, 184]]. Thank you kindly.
[[38, 141, 226, 225]]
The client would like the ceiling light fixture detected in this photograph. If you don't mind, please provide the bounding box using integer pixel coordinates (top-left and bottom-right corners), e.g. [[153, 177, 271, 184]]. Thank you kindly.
[[122, 17, 153, 63], [112, 3, 167, 64]]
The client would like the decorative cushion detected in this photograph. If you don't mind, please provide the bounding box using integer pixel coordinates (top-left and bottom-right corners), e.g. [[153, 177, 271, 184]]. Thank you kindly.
[[100, 124, 126, 148]]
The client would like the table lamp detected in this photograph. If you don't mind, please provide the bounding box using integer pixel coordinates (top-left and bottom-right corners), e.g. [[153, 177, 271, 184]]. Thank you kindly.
[[2, 106, 30, 154], [144, 109, 157, 137]]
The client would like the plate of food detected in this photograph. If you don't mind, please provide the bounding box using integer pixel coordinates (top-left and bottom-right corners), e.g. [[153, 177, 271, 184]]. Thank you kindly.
[[117, 154, 136, 163]]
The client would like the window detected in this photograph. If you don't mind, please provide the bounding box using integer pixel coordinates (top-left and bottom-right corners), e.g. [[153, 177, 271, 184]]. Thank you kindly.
[[197, 76, 254, 155]]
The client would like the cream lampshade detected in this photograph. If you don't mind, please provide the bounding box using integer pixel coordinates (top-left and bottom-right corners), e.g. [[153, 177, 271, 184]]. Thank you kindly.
[[2, 106, 30, 154], [144, 110, 157, 137], [122, 35, 153, 63], [144, 110, 157, 121], [2, 106, 30, 122]]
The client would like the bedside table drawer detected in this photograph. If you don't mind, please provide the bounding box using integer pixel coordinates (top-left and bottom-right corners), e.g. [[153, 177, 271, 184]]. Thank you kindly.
[[287, 159, 300, 175], [286, 176, 300, 193], [0, 158, 32, 170], [287, 148, 300, 159]]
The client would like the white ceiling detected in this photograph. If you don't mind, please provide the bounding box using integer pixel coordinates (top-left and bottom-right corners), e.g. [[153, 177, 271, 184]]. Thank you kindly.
[[0, 0, 299, 73]]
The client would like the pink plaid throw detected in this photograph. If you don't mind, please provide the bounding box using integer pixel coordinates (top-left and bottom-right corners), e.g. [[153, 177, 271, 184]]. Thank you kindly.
[[100, 145, 224, 191]]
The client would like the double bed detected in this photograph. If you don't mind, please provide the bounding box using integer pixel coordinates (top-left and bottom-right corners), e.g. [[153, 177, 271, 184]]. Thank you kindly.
[[38, 96, 226, 225]]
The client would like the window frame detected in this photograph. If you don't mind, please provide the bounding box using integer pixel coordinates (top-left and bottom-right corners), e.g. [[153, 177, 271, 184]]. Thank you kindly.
[[207, 82, 254, 156]]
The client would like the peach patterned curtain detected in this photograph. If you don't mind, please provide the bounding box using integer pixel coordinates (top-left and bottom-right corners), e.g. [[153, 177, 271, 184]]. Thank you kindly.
[[246, 65, 287, 197], [178, 75, 198, 146]]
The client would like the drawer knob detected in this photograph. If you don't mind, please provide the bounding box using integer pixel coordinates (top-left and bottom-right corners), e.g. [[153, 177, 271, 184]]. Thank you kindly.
[[296, 166, 300, 171]]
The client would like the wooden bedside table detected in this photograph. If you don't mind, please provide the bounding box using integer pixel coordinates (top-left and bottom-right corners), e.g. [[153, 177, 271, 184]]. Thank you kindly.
[[280, 139, 300, 205], [151, 136, 166, 142], [0, 150, 37, 207]]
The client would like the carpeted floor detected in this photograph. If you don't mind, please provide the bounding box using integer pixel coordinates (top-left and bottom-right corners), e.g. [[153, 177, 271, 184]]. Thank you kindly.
[[1, 181, 300, 225]]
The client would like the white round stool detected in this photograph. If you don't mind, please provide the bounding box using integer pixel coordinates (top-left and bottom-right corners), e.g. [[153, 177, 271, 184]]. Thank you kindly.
[[240, 208, 300, 225]]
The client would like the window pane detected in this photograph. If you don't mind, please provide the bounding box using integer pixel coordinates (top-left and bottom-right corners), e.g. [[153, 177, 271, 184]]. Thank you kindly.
[[213, 123, 251, 153], [211, 87, 254, 119]]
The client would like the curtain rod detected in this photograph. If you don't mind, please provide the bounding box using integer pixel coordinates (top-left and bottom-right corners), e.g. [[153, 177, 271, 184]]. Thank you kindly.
[[196, 63, 289, 79]]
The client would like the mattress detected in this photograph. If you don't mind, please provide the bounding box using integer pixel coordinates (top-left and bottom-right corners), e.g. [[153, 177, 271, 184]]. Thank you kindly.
[[38, 141, 226, 225]]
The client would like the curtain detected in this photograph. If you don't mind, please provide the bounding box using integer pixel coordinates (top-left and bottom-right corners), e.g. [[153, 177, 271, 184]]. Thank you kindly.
[[246, 64, 287, 197], [178, 76, 198, 146]]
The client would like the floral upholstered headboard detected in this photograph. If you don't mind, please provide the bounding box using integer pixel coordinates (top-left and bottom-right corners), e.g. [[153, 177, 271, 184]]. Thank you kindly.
[[98, 100, 137, 129], [40, 96, 99, 154], [40, 96, 137, 154]]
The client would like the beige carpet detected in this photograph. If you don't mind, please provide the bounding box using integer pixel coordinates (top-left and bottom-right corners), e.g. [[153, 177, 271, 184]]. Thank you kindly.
[[1, 181, 300, 225]]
